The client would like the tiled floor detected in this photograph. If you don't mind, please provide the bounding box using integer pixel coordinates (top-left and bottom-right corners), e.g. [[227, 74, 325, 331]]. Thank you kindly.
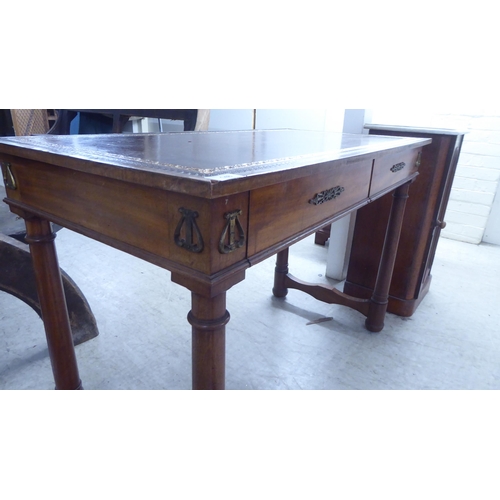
[[1, 229, 499, 390]]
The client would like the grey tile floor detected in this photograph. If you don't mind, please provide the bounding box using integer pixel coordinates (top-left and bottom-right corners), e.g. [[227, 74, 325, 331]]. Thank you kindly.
[[1, 229, 499, 390]]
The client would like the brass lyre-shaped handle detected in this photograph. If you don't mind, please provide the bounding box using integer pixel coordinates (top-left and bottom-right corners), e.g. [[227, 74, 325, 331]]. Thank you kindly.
[[174, 207, 204, 253], [219, 209, 245, 254], [1, 162, 17, 190]]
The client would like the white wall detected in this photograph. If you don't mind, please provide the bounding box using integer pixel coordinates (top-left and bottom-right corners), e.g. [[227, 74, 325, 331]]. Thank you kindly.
[[255, 109, 344, 132], [370, 109, 500, 245], [484, 188, 500, 244], [208, 110, 254, 131], [208, 109, 344, 133]]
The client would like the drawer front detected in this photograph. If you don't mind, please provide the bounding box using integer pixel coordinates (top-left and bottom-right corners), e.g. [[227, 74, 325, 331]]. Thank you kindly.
[[247, 159, 373, 257], [369, 148, 421, 197]]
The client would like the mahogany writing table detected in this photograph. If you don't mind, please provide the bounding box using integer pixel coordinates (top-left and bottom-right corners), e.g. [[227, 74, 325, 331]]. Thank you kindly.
[[0, 130, 430, 389]]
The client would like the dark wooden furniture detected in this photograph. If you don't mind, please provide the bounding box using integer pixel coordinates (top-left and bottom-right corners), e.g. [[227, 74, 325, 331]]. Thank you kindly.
[[0, 112, 99, 345], [344, 124, 465, 317], [0, 233, 99, 346], [0, 185, 99, 345], [0, 110, 15, 137], [0, 130, 430, 389], [314, 223, 332, 245], [50, 109, 199, 135]]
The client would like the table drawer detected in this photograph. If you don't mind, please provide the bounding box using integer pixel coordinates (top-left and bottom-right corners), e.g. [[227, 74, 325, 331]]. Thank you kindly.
[[247, 159, 373, 256], [369, 148, 421, 196]]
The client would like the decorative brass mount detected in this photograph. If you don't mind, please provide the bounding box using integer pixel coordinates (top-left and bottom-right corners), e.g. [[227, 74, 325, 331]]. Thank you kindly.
[[174, 207, 204, 253], [390, 162, 406, 173], [1, 163, 17, 190], [415, 151, 422, 169], [309, 186, 345, 205], [219, 209, 245, 254]]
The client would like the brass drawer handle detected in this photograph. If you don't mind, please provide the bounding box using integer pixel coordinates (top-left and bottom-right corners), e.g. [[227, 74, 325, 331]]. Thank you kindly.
[[415, 151, 422, 169], [174, 207, 204, 253], [309, 186, 345, 205], [219, 209, 245, 254], [390, 162, 406, 173], [1, 162, 17, 190]]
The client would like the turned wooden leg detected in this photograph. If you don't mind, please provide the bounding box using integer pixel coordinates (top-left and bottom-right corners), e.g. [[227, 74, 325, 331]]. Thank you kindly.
[[366, 182, 411, 332], [273, 248, 289, 298], [24, 216, 82, 389], [188, 292, 229, 390]]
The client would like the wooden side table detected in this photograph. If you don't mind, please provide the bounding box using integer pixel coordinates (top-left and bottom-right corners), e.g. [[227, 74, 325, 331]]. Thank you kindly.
[[344, 124, 465, 317]]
